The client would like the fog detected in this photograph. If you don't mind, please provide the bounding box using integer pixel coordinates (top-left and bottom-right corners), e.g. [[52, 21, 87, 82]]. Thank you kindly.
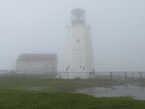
[[0, 0, 145, 72]]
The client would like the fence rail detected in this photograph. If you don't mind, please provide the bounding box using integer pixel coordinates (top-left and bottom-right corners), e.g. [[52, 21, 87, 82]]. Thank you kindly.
[[0, 71, 145, 81]]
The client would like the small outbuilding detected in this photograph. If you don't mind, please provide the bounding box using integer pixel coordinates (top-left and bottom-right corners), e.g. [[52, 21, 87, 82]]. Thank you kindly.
[[16, 54, 57, 73]]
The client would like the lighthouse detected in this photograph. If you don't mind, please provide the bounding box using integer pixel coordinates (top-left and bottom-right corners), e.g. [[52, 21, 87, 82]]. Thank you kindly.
[[63, 8, 95, 79]]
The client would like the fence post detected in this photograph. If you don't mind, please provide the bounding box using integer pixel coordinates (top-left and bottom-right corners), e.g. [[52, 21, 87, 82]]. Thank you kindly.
[[125, 72, 127, 81], [67, 72, 68, 80], [140, 72, 142, 80], [110, 72, 112, 81], [132, 72, 134, 79], [24, 72, 25, 79], [46, 72, 47, 80]]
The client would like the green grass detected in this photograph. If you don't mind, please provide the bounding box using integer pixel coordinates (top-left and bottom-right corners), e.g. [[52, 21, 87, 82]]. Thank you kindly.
[[0, 78, 82, 92], [0, 77, 120, 92], [0, 88, 145, 109], [0, 78, 145, 108]]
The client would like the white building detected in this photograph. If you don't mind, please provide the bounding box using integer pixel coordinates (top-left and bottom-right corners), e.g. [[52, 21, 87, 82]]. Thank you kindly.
[[63, 8, 95, 79], [16, 54, 57, 74]]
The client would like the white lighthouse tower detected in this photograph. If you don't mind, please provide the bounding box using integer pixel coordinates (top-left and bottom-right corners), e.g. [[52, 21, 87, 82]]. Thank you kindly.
[[63, 8, 95, 79]]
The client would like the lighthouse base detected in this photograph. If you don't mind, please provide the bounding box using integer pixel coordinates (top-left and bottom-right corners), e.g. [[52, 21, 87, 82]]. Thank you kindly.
[[60, 72, 95, 79]]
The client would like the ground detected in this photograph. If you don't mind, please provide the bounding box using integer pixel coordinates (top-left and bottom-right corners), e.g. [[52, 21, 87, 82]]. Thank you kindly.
[[0, 77, 145, 108], [0, 88, 145, 109]]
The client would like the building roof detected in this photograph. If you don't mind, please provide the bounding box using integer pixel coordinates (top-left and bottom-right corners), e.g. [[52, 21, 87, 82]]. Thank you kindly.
[[17, 54, 57, 61]]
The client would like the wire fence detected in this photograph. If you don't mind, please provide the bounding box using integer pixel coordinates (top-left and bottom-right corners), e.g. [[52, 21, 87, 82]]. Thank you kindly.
[[0, 70, 145, 81]]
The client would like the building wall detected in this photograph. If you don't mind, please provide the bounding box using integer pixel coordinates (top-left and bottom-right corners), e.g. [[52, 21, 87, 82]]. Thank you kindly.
[[63, 24, 95, 79], [16, 61, 57, 73]]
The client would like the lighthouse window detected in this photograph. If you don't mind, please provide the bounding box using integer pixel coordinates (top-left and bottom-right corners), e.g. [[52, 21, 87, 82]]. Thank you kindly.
[[83, 66, 85, 70], [77, 39, 80, 43]]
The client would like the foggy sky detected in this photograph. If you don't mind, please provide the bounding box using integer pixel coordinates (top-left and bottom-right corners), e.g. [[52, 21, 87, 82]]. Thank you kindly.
[[0, 0, 145, 72]]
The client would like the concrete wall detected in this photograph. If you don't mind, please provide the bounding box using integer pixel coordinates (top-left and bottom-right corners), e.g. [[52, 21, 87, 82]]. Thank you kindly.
[[16, 61, 57, 73]]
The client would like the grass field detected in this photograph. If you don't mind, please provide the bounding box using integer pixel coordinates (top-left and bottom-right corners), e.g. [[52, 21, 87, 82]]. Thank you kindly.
[[0, 78, 145, 108], [0, 88, 145, 109], [0, 77, 129, 92]]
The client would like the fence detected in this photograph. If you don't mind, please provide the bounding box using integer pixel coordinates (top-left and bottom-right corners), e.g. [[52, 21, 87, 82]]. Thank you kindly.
[[0, 70, 14, 74], [0, 71, 145, 81]]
